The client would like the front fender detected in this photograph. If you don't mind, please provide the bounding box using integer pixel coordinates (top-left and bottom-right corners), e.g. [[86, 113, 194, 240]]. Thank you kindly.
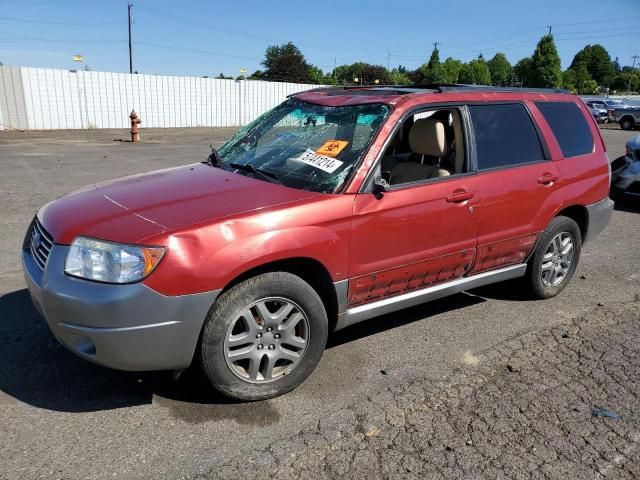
[[143, 195, 354, 296], [205, 226, 349, 287]]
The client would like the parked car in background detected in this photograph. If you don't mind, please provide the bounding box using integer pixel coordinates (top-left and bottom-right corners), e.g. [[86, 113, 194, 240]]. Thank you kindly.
[[601, 99, 630, 110], [585, 100, 613, 123], [611, 134, 640, 197], [588, 105, 609, 124], [614, 106, 640, 130], [23, 84, 614, 400]]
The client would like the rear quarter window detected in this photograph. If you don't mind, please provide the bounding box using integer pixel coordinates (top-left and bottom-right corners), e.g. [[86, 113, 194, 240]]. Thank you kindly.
[[535, 101, 594, 158]]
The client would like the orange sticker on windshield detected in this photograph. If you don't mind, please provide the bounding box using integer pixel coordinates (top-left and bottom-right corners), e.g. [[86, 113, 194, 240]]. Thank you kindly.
[[316, 140, 349, 157]]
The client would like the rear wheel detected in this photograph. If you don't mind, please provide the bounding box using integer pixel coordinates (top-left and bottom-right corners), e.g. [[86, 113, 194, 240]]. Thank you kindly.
[[524, 216, 581, 299], [200, 272, 328, 401], [620, 116, 635, 131]]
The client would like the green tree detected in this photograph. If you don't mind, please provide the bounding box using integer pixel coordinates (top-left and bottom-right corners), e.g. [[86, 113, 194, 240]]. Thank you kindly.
[[569, 44, 615, 87], [261, 42, 312, 83], [530, 35, 562, 88], [611, 66, 640, 93], [333, 62, 391, 85], [487, 53, 512, 86], [421, 47, 444, 83], [307, 65, 325, 84], [441, 57, 463, 83], [388, 67, 412, 85], [513, 57, 533, 86], [562, 68, 577, 92], [459, 58, 491, 85]]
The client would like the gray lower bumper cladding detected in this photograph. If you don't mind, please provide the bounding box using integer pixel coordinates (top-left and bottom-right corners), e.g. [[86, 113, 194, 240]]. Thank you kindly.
[[23, 245, 220, 371]]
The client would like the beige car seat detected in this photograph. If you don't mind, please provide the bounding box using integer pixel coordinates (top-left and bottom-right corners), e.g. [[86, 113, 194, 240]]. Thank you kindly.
[[389, 118, 451, 185]]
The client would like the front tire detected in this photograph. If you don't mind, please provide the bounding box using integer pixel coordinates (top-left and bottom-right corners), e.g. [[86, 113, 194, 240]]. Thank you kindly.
[[620, 117, 634, 131], [200, 272, 328, 401], [524, 216, 582, 299]]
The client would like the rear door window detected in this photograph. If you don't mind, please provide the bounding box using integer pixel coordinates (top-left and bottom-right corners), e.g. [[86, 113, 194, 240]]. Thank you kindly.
[[468, 103, 545, 170], [534, 101, 594, 158]]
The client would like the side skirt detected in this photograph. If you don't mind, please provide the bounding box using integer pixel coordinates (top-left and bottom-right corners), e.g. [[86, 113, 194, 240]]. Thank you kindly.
[[334, 263, 527, 331]]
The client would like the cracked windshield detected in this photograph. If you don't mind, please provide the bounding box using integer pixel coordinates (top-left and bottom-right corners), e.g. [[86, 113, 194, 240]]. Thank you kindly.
[[216, 99, 390, 193]]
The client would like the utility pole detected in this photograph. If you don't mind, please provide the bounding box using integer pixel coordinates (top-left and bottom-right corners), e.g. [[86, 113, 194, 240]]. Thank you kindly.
[[628, 54, 639, 93], [387, 50, 390, 71], [433, 41, 440, 51], [128, 3, 133, 74]]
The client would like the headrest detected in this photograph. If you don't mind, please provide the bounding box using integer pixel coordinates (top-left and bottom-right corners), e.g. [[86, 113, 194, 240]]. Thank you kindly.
[[408, 118, 447, 157]]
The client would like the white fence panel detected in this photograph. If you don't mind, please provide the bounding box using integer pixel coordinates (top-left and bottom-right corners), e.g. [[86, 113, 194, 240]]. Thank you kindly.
[[0, 65, 322, 130]]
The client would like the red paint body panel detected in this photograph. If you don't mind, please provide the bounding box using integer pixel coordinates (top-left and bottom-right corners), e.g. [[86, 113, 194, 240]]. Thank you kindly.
[[348, 174, 484, 306], [142, 194, 355, 296], [40, 164, 320, 245], [37, 89, 611, 305]]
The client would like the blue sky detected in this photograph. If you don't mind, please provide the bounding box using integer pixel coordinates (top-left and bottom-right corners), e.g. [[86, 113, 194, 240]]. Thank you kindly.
[[0, 0, 638, 77]]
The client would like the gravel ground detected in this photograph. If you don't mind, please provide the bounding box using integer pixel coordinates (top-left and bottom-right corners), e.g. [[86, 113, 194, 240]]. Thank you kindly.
[[206, 299, 640, 480]]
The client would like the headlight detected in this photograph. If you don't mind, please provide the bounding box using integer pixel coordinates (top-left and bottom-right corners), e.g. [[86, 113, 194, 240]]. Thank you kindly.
[[65, 237, 165, 284]]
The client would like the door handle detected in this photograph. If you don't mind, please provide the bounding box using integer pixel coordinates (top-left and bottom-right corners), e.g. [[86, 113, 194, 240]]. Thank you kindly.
[[537, 173, 559, 185], [446, 189, 474, 203]]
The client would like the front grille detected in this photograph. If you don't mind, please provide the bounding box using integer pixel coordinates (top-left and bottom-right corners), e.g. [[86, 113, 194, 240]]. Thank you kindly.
[[29, 220, 54, 271], [611, 156, 629, 172]]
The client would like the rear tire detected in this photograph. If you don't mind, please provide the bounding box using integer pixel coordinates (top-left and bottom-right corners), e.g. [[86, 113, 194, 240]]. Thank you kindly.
[[200, 272, 328, 401], [524, 216, 582, 300]]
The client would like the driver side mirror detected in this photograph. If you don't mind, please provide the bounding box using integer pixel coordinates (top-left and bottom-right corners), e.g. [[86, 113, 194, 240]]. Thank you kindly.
[[372, 177, 390, 198]]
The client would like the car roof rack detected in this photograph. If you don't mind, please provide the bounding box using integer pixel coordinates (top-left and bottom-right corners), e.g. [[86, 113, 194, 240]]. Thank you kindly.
[[288, 83, 569, 98], [414, 83, 569, 94], [287, 85, 435, 97]]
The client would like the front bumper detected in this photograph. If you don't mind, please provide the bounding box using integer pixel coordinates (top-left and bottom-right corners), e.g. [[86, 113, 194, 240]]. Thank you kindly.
[[23, 244, 220, 371], [584, 197, 614, 244], [613, 160, 640, 193]]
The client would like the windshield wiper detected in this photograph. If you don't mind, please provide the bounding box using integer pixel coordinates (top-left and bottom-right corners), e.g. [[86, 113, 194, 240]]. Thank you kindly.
[[229, 162, 282, 184], [204, 145, 225, 168]]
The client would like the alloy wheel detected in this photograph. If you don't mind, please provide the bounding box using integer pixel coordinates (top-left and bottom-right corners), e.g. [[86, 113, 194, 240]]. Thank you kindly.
[[541, 232, 575, 287], [223, 297, 309, 383]]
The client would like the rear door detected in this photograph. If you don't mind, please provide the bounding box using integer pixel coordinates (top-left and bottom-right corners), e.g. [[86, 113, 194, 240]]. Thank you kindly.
[[465, 102, 560, 274]]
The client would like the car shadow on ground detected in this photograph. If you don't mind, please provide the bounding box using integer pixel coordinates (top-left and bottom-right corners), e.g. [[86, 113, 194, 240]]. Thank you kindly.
[[0, 286, 500, 413]]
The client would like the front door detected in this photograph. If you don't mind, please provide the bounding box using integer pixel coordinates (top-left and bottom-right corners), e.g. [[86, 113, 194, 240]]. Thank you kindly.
[[348, 175, 482, 307]]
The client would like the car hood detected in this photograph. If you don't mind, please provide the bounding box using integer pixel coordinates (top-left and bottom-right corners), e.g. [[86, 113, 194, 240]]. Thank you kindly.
[[40, 163, 321, 245]]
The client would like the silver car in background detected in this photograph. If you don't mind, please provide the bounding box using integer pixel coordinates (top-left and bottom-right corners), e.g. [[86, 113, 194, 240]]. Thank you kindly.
[[611, 134, 640, 197]]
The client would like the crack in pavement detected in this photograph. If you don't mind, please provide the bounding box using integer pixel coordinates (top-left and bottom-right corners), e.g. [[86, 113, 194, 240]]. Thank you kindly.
[[198, 299, 640, 480]]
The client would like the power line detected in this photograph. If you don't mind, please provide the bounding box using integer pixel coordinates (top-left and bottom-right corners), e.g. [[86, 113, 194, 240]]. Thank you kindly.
[[0, 34, 125, 44], [550, 15, 640, 27], [134, 41, 262, 62], [0, 16, 123, 26]]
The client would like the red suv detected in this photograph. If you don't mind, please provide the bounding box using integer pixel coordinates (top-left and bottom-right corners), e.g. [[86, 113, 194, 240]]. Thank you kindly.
[[23, 85, 613, 400]]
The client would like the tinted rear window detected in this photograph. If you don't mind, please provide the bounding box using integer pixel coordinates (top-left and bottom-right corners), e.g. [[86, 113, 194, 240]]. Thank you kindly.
[[469, 103, 545, 170], [535, 102, 594, 158]]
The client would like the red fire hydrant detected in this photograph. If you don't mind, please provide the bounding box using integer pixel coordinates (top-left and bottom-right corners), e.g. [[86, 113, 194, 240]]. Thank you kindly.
[[130, 110, 142, 143]]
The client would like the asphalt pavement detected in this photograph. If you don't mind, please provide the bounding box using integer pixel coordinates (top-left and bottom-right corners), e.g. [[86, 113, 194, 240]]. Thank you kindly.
[[0, 126, 638, 480]]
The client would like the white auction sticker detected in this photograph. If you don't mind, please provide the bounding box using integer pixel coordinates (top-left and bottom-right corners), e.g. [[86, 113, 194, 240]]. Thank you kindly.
[[294, 149, 344, 174]]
